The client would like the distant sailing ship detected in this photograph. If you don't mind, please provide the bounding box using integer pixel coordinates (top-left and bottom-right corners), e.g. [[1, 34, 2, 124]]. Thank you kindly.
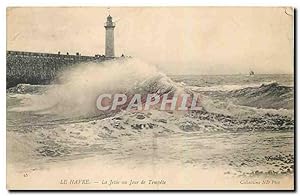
[[249, 70, 255, 76]]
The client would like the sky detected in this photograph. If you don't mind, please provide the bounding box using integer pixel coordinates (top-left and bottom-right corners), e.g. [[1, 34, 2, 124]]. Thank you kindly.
[[7, 7, 294, 75]]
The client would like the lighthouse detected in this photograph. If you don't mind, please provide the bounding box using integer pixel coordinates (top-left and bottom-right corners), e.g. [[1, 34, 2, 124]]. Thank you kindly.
[[104, 15, 115, 58]]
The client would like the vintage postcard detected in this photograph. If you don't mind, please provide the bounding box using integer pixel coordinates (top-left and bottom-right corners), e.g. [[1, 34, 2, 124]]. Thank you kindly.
[[6, 7, 294, 190]]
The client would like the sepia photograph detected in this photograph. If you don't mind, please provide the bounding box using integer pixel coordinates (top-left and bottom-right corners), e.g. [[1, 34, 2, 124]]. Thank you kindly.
[[6, 7, 294, 190]]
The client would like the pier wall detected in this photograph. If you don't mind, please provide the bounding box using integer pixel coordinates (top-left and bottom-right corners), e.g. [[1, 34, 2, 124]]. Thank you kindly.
[[6, 51, 106, 88]]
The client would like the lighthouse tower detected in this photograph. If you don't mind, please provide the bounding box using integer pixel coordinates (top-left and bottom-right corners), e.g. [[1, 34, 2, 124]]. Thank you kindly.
[[104, 15, 115, 58]]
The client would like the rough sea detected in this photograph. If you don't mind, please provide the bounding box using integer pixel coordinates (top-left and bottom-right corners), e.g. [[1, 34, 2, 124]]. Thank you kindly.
[[7, 59, 294, 188]]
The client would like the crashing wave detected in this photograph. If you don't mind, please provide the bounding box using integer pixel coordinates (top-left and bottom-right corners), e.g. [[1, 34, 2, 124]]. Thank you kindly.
[[7, 59, 294, 132], [9, 58, 190, 118]]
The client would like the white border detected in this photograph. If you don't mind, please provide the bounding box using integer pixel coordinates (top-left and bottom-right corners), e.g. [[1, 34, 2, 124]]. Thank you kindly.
[[1, 0, 299, 195], [1, 0, 300, 6]]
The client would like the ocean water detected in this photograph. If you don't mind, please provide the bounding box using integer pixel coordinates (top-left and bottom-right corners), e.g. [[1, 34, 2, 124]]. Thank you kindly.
[[7, 59, 294, 182]]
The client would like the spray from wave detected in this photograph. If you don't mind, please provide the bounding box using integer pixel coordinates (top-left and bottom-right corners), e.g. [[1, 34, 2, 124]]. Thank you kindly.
[[10, 58, 185, 118]]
